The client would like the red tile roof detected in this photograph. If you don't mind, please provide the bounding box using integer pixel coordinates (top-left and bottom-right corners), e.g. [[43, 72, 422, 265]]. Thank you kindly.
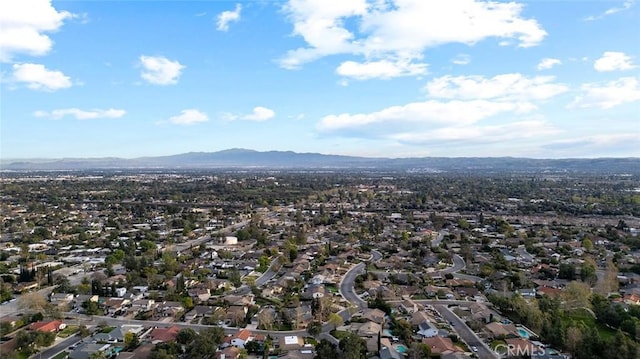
[[30, 320, 64, 332], [149, 326, 181, 343], [235, 329, 252, 341]]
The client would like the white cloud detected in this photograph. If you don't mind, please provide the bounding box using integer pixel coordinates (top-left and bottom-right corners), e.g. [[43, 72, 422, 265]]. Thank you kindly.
[[594, 51, 636, 72], [585, 0, 634, 21], [336, 59, 427, 80], [569, 77, 640, 109], [390, 120, 558, 144], [222, 106, 276, 122], [317, 100, 535, 132], [216, 4, 242, 31], [242, 106, 276, 121], [12, 63, 72, 91], [537, 58, 561, 70], [544, 133, 640, 156], [0, 0, 75, 62], [139, 55, 185, 85], [424, 73, 568, 101], [317, 72, 570, 149], [451, 54, 471, 66], [167, 109, 209, 125], [280, 0, 546, 77], [34, 108, 126, 120]]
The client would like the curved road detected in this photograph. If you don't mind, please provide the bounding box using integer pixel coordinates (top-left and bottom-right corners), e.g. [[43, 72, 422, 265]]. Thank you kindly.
[[433, 304, 498, 359], [339, 263, 368, 309], [338, 250, 496, 358]]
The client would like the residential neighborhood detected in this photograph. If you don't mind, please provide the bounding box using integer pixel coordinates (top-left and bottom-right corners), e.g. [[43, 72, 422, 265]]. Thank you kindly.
[[1, 171, 639, 359]]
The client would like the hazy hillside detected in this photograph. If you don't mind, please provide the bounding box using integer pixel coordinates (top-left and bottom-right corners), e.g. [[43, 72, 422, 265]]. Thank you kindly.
[[2, 149, 639, 174]]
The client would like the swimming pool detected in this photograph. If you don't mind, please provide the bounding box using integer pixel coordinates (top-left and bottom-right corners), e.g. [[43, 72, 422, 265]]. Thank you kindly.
[[394, 344, 408, 353], [517, 325, 537, 339]]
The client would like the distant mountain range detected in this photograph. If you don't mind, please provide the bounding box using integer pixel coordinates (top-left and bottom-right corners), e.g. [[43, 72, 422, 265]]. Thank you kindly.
[[1, 148, 639, 174]]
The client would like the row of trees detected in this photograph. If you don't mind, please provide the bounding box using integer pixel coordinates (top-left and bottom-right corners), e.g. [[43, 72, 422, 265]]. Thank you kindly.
[[489, 288, 639, 358]]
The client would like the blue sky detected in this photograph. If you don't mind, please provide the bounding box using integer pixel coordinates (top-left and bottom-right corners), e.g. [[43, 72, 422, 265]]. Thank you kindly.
[[1, 0, 639, 159]]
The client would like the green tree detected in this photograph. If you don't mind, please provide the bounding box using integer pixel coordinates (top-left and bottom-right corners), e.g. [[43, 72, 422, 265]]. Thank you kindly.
[[124, 332, 139, 350], [327, 313, 344, 330], [408, 343, 431, 359], [32, 331, 55, 348], [82, 300, 100, 315], [0, 322, 12, 336], [181, 296, 194, 311], [315, 339, 338, 359], [16, 330, 35, 355], [558, 263, 576, 280], [307, 321, 322, 336], [227, 268, 242, 288], [187, 327, 225, 358], [150, 342, 182, 359], [339, 333, 367, 359], [580, 257, 598, 286], [176, 328, 197, 345], [563, 281, 592, 310], [257, 255, 270, 273], [89, 352, 107, 359], [78, 325, 91, 338]]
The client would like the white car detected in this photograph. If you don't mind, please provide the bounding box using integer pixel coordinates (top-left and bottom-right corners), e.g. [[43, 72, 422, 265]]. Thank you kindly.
[[471, 346, 478, 352]]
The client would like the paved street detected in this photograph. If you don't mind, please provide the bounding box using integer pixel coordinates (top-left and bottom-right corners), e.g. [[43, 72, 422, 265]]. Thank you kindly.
[[339, 262, 367, 309], [433, 304, 498, 359], [31, 334, 82, 359], [173, 220, 250, 253], [0, 286, 55, 318], [23, 233, 493, 359]]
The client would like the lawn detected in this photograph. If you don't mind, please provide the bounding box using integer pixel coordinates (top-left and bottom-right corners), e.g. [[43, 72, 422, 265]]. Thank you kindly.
[[58, 325, 79, 338], [100, 326, 116, 334], [325, 284, 338, 294], [562, 308, 616, 341], [330, 330, 351, 340], [52, 351, 68, 359]]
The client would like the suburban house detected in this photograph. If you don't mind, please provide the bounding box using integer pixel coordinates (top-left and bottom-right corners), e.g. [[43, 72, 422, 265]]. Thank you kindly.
[[279, 336, 304, 351], [362, 308, 386, 325], [188, 287, 211, 302], [216, 346, 240, 359], [484, 322, 519, 339], [157, 301, 183, 317], [103, 298, 130, 315], [69, 343, 114, 359], [149, 326, 181, 344], [225, 306, 248, 325], [417, 320, 438, 338], [50, 292, 75, 305], [30, 320, 66, 333], [229, 329, 252, 348], [131, 299, 155, 312], [422, 336, 464, 356], [356, 321, 382, 337]]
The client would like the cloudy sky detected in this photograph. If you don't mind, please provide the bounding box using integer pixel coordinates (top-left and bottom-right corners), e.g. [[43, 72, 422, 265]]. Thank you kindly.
[[1, 0, 639, 159]]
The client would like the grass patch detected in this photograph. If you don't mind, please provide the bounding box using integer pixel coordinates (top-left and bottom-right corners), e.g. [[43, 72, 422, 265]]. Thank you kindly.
[[330, 330, 351, 340], [490, 340, 506, 349], [58, 325, 79, 338], [305, 337, 318, 346], [325, 284, 338, 294], [455, 342, 469, 352], [100, 326, 116, 334], [562, 308, 615, 341], [52, 351, 68, 359]]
